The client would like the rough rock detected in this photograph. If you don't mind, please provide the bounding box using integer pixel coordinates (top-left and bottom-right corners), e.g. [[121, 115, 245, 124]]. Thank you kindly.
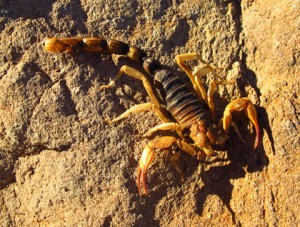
[[0, 0, 299, 226]]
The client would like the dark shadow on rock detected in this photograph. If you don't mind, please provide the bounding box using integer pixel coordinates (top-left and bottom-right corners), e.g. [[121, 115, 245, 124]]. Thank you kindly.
[[238, 60, 275, 155], [237, 67, 262, 99], [72, 53, 114, 92], [132, 195, 162, 227], [0, 150, 18, 190], [257, 106, 275, 155], [194, 61, 270, 224], [194, 138, 269, 224], [58, 80, 79, 117]]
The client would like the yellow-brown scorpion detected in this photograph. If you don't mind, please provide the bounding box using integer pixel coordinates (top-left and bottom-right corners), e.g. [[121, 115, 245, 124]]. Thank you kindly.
[[45, 37, 260, 195]]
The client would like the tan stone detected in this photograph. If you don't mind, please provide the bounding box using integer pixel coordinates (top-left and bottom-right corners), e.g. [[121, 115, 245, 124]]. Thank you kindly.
[[0, 0, 299, 226]]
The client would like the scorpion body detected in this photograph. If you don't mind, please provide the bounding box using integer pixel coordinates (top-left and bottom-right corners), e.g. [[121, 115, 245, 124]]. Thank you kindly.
[[152, 68, 211, 129], [45, 37, 260, 195]]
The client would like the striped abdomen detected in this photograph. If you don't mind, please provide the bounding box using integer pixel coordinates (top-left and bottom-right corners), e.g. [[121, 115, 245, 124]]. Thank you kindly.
[[154, 69, 210, 128]]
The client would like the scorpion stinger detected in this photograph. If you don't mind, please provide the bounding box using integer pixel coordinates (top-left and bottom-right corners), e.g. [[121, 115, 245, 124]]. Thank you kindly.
[[44, 37, 261, 196]]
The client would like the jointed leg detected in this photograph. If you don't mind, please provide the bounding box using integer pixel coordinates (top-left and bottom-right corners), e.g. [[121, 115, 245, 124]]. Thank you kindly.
[[207, 80, 235, 121], [175, 53, 207, 101], [100, 65, 170, 123], [170, 151, 184, 182], [137, 136, 205, 195], [175, 53, 225, 104], [100, 65, 160, 107], [105, 103, 169, 125], [230, 121, 245, 144], [142, 122, 184, 139], [176, 53, 236, 122], [223, 98, 260, 149]]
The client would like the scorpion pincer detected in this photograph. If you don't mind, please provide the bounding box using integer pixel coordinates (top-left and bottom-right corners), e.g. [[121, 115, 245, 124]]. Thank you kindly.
[[45, 37, 260, 195]]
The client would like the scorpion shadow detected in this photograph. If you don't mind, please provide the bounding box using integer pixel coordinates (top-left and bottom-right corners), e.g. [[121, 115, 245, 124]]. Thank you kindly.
[[193, 66, 272, 224], [194, 140, 269, 225]]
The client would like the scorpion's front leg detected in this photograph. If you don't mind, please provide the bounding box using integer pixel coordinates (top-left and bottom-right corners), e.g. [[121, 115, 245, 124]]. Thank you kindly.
[[176, 53, 234, 121], [206, 80, 235, 121], [223, 97, 260, 149], [175, 53, 207, 102], [137, 136, 205, 195], [175, 53, 223, 103]]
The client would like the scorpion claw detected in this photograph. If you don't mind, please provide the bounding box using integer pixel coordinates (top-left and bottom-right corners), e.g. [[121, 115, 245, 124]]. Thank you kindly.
[[223, 98, 260, 149], [136, 144, 155, 195]]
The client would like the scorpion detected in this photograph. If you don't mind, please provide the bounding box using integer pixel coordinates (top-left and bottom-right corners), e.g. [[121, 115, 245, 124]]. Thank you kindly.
[[45, 37, 260, 195]]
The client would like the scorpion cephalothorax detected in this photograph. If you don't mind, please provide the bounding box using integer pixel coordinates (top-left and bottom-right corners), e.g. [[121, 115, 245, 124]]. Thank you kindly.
[[45, 37, 260, 195]]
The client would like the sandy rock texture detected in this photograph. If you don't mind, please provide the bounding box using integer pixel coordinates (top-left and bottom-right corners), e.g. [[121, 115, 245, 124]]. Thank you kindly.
[[0, 0, 299, 226]]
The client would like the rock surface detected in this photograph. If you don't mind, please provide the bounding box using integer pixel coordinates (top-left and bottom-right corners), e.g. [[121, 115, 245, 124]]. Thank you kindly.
[[0, 0, 299, 226]]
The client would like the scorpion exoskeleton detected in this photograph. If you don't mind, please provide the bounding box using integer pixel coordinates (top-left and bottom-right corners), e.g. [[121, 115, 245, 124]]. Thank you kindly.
[[45, 37, 260, 195]]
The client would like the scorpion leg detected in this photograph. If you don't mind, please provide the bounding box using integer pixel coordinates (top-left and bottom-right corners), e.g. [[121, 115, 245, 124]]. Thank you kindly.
[[105, 103, 168, 125], [223, 97, 260, 149], [142, 122, 184, 139], [100, 65, 170, 123], [175, 53, 207, 101], [175, 53, 224, 104], [176, 53, 233, 121], [228, 121, 246, 144], [170, 151, 184, 182], [207, 80, 235, 121], [137, 136, 204, 195]]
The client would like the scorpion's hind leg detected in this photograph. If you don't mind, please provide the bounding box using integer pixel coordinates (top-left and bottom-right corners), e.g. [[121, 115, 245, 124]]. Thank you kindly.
[[100, 65, 170, 123], [223, 97, 260, 149], [105, 102, 168, 125], [99, 65, 158, 103], [137, 136, 205, 195]]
